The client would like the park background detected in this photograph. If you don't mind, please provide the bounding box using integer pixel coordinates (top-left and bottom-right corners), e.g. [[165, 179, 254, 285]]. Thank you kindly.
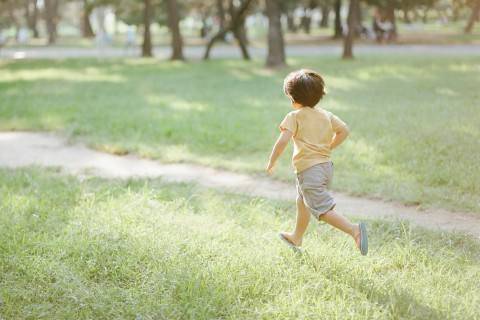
[[1, 0, 480, 319]]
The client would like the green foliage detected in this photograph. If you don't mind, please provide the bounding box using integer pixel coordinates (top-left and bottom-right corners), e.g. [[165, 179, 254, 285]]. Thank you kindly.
[[114, 0, 152, 26], [362, 0, 439, 10], [111, 0, 187, 27]]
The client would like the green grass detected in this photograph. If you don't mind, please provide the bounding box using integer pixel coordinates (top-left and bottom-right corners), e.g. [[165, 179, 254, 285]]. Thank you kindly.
[[0, 56, 479, 213], [1, 168, 479, 319]]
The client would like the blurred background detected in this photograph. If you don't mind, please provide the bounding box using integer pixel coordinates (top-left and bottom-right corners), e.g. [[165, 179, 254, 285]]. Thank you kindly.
[[0, 0, 479, 60]]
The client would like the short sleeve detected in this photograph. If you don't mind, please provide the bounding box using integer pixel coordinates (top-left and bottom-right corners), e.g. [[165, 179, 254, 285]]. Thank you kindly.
[[279, 112, 297, 136], [329, 112, 347, 132]]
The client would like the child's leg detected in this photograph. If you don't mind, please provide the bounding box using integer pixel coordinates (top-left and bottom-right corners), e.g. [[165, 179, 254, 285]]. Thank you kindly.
[[320, 209, 361, 248], [280, 196, 310, 246]]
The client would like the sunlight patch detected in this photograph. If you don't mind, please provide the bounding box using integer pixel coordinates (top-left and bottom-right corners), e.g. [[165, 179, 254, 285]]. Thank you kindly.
[[0, 68, 125, 83], [145, 94, 205, 111], [326, 77, 359, 90], [435, 87, 458, 97], [449, 63, 480, 72]]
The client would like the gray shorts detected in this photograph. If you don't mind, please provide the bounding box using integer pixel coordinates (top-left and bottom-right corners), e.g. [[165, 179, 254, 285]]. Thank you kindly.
[[296, 162, 336, 220]]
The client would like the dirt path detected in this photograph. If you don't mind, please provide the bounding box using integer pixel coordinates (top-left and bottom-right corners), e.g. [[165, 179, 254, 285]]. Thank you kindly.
[[1, 131, 479, 238], [2, 44, 480, 60]]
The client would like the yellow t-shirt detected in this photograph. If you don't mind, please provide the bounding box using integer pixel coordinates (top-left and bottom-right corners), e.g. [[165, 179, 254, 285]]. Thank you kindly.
[[279, 107, 347, 173]]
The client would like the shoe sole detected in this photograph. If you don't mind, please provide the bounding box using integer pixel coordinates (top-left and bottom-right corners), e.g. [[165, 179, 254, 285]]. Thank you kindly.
[[359, 222, 368, 256]]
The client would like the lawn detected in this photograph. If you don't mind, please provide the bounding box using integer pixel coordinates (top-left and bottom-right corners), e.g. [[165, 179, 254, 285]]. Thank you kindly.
[[1, 168, 479, 319], [0, 56, 479, 213]]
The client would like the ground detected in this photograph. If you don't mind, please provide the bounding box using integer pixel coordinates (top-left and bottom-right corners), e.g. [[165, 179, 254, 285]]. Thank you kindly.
[[1, 55, 480, 319], [2, 131, 479, 237], [1, 169, 479, 319], [1, 56, 479, 212]]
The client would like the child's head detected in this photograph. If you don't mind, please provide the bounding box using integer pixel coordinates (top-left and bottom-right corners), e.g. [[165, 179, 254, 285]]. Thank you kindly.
[[283, 69, 326, 108]]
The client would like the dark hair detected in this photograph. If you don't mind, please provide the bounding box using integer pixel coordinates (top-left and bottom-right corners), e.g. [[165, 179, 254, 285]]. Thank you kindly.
[[283, 69, 326, 107]]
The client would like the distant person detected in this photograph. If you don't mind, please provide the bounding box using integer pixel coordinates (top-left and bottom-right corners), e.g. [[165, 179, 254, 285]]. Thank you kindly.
[[372, 7, 386, 43], [17, 27, 29, 44], [125, 26, 136, 54], [266, 69, 368, 255]]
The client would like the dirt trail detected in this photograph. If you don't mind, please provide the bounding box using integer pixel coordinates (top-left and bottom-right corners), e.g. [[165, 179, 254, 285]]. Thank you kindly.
[[2, 44, 480, 60], [1, 131, 479, 238]]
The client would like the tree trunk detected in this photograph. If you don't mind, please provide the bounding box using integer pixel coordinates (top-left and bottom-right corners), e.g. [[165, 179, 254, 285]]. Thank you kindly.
[[229, 0, 249, 56], [233, 20, 250, 59], [286, 11, 297, 32], [422, 7, 429, 23], [320, 3, 330, 28], [25, 0, 39, 38], [265, 0, 286, 67], [44, 0, 58, 44], [402, 8, 411, 23], [354, 0, 363, 36], [452, 5, 460, 22], [465, 0, 480, 34], [216, 0, 226, 40], [300, 8, 312, 33], [333, 0, 343, 38], [204, 0, 254, 60], [166, 0, 184, 60], [342, 0, 358, 59], [204, 29, 229, 59], [31, 0, 39, 38], [200, 16, 208, 38], [142, 0, 153, 57], [82, 0, 95, 38], [237, 19, 249, 44]]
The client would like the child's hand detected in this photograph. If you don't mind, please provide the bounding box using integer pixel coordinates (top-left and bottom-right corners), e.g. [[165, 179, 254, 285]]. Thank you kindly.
[[266, 161, 275, 175]]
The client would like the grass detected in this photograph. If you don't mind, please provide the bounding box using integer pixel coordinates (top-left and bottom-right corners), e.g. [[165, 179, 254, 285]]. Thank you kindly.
[[1, 168, 479, 319], [0, 56, 479, 213]]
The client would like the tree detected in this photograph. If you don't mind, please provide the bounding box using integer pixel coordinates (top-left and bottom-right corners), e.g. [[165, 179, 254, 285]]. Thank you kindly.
[[142, 0, 153, 57], [166, 0, 184, 60], [343, 0, 358, 59], [82, 0, 95, 38], [216, 0, 226, 39], [333, 0, 343, 38], [465, 0, 480, 33], [25, 0, 39, 38], [279, 0, 298, 32], [4, 0, 21, 39], [265, 0, 286, 67], [300, 0, 317, 34], [203, 0, 254, 60], [44, 0, 59, 44], [0, 1, 19, 44], [229, 0, 249, 55], [319, 1, 332, 28]]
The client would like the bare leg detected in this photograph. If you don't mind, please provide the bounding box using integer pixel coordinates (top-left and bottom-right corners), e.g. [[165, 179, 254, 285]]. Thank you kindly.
[[280, 196, 310, 246], [320, 209, 360, 248]]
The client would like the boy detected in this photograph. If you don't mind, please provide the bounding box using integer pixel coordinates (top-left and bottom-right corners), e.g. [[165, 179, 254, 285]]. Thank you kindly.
[[266, 69, 368, 255]]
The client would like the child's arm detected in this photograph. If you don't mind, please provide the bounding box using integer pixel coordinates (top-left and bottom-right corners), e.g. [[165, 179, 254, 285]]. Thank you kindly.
[[266, 130, 293, 174], [330, 125, 350, 150]]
